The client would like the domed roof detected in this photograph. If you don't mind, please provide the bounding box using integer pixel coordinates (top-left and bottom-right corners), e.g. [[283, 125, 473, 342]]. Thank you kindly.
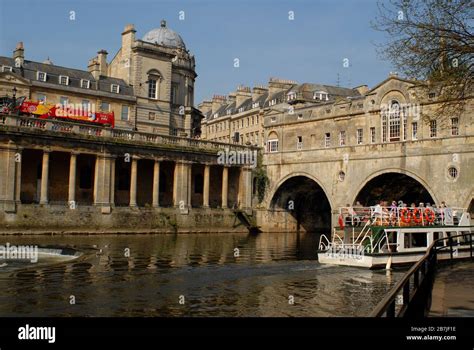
[[142, 20, 186, 49]]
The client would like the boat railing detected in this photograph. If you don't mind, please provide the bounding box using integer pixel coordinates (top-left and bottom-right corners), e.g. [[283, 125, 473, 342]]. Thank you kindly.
[[370, 231, 474, 317], [318, 234, 331, 251], [354, 218, 374, 245], [339, 206, 467, 228], [375, 232, 399, 253]]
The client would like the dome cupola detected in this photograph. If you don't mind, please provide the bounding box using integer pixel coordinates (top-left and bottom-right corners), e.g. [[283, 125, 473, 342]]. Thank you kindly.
[[142, 20, 186, 49]]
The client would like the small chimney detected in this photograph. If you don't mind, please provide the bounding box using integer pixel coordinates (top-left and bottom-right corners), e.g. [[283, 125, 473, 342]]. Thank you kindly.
[[211, 95, 227, 114], [13, 42, 24, 68], [268, 77, 297, 96], [252, 85, 268, 101], [236, 85, 251, 109], [97, 50, 108, 77], [122, 24, 136, 51], [88, 58, 100, 80], [227, 92, 236, 104], [199, 100, 213, 114]]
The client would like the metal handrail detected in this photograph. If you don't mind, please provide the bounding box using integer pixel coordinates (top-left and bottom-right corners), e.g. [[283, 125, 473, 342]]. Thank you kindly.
[[318, 234, 330, 250], [340, 206, 466, 227], [354, 218, 373, 244], [370, 231, 474, 317]]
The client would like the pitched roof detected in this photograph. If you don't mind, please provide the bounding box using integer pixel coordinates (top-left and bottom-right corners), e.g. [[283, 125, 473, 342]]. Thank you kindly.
[[0, 56, 133, 96]]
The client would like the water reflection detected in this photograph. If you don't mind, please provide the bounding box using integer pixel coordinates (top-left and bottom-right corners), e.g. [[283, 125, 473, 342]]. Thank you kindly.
[[0, 232, 404, 317]]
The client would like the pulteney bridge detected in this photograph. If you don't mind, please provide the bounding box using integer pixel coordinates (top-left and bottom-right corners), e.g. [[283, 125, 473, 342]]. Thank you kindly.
[[258, 78, 474, 233]]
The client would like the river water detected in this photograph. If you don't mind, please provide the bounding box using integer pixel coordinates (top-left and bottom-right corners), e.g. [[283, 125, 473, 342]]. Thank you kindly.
[[0, 232, 405, 317]]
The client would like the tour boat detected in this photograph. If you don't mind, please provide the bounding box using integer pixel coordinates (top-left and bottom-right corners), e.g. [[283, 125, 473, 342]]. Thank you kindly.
[[317, 206, 473, 269]]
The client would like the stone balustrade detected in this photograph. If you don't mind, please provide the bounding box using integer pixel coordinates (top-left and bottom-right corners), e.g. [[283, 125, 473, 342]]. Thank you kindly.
[[1, 114, 256, 153]]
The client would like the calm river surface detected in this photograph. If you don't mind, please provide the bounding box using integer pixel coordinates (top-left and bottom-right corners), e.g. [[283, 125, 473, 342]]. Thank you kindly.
[[0, 232, 404, 317]]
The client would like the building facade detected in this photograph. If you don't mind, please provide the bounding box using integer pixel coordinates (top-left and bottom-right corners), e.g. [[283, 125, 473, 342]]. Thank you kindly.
[[200, 73, 473, 233], [200, 77, 359, 147], [260, 74, 474, 232], [0, 20, 202, 136], [0, 23, 257, 234]]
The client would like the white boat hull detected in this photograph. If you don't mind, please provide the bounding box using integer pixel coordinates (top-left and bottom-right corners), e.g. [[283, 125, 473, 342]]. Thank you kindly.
[[317, 247, 473, 269]]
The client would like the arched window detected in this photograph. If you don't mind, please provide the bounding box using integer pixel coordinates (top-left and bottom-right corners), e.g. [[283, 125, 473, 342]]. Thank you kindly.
[[147, 70, 161, 99], [266, 131, 279, 153], [382, 100, 405, 143], [389, 100, 401, 141]]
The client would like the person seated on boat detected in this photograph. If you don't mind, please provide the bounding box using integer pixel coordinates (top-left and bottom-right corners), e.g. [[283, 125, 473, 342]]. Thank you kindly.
[[353, 201, 368, 223], [425, 203, 435, 226], [372, 201, 384, 226], [381, 201, 391, 225], [435, 203, 445, 225], [389, 201, 398, 225]]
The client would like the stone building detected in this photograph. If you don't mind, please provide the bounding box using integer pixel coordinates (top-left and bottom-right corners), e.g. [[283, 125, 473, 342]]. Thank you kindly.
[[200, 78, 358, 147], [107, 21, 201, 136], [0, 42, 135, 130], [0, 20, 202, 136], [0, 22, 256, 234]]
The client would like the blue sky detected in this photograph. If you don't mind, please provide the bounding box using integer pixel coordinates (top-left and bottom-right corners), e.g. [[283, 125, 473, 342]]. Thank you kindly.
[[0, 0, 395, 103]]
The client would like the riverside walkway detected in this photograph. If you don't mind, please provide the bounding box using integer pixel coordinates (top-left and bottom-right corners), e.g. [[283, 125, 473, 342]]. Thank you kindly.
[[430, 261, 474, 317]]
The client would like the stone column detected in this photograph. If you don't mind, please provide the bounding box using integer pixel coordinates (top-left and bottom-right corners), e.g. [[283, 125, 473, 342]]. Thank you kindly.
[[129, 156, 138, 207], [221, 166, 229, 209], [173, 160, 191, 212], [238, 166, 253, 210], [94, 154, 115, 213], [39, 150, 50, 205], [68, 153, 77, 206], [203, 164, 210, 208], [93, 155, 99, 204], [173, 162, 178, 206], [0, 142, 20, 212], [110, 158, 116, 206], [152, 159, 160, 208], [187, 163, 192, 207], [14, 148, 22, 204]]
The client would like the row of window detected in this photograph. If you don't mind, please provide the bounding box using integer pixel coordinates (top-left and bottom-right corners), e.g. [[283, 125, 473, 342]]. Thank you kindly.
[[52, 72, 120, 93], [266, 118, 460, 153], [213, 103, 260, 119], [209, 96, 287, 120], [0, 65, 121, 94], [287, 91, 329, 102], [210, 131, 263, 146], [208, 115, 261, 134]]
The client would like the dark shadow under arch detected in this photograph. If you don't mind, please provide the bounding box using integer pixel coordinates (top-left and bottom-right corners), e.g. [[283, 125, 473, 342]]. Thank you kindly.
[[355, 172, 434, 206], [270, 176, 331, 233]]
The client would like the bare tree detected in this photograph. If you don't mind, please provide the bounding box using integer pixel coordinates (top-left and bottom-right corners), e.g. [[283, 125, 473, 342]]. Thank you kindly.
[[373, 0, 473, 118]]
